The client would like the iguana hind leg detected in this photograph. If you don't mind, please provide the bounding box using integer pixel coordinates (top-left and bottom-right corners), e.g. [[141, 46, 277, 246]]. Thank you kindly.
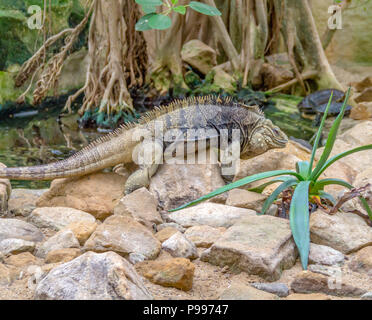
[[124, 139, 163, 195]]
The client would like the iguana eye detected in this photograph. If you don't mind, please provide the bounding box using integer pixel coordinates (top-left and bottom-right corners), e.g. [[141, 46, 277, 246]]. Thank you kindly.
[[272, 128, 280, 136]]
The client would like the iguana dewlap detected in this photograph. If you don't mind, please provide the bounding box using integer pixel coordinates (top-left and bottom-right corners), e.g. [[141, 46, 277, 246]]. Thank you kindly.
[[0, 96, 288, 194]]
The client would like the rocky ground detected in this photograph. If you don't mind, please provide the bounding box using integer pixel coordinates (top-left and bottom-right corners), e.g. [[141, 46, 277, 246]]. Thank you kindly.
[[0, 119, 372, 300]]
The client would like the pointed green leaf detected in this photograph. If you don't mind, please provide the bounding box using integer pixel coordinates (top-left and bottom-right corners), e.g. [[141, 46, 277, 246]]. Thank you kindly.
[[313, 144, 372, 181], [148, 14, 172, 30], [290, 181, 312, 270], [260, 179, 298, 215], [248, 176, 296, 193], [310, 88, 351, 180], [169, 170, 302, 211], [296, 161, 310, 179], [189, 1, 221, 16], [308, 91, 334, 176]]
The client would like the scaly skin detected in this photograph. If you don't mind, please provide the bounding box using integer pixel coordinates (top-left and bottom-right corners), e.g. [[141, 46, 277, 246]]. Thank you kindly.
[[0, 96, 288, 194]]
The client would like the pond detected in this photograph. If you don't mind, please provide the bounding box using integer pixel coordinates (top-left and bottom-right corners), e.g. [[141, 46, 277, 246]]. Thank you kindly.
[[0, 95, 315, 189]]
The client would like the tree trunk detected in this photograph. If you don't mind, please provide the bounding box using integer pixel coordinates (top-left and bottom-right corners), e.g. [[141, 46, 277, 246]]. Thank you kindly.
[[150, 10, 188, 94], [72, 0, 148, 118]]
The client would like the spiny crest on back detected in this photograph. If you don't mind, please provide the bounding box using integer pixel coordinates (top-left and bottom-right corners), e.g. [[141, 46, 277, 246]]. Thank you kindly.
[[71, 95, 263, 157], [121, 95, 263, 129]]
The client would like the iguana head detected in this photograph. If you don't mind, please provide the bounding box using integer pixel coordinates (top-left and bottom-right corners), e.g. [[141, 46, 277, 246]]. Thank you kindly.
[[241, 118, 288, 159]]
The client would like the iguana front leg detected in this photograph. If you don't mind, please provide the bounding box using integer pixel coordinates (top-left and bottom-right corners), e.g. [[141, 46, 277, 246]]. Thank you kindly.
[[124, 138, 163, 195], [0, 165, 11, 215], [218, 142, 241, 183]]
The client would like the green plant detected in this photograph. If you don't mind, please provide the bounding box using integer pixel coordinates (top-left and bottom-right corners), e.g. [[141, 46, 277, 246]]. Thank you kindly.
[[135, 0, 221, 31], [169, 88, 372, 270]]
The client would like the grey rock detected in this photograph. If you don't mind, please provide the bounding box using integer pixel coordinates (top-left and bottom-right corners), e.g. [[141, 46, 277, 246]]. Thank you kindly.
[[348, 246, 372, 275], [181, 39, 217, 74], [162, 232, 199, 260], [84, 215, 161, 260], [309, 243, 345, 266], [29, 207, 96, 231], [149, 160, 227, 211], [157, 223, 186, 233], [310, 209, 372, 254], [0, 238, 35, 256], [129, 253, 146, 265], [308, 264, 340, 277], [291, 271, 367, 297], [8, 189, 48, 217], [168, 203, 256, 228], [184, 225, 225, 248], [226, 189, 267, 212], [251, 282, 289, 297], [35, 251, 153, 300], [36, 230, 80, 258], [361, 292, 372, 300], [0, 218, 44, 242], [114, 187, 163, 227], [201, 215, 297, 281]]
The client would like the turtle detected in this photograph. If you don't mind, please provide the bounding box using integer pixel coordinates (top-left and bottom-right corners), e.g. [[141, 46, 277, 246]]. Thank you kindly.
[[311, 101, 352, 126], [297, 89, 345, 115]]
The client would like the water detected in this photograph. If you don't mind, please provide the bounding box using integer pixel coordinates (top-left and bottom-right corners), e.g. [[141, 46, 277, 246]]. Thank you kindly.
[[0, 95, 314, 189], [0, 106, 102, 189], [266, 94, 316, 141]]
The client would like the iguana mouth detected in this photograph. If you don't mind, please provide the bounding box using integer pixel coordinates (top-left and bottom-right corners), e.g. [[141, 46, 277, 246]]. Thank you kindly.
[[274, 137, 288, 147]]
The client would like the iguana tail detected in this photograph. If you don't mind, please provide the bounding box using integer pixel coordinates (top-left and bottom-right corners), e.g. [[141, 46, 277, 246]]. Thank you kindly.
[[0, 130, 132, 180]]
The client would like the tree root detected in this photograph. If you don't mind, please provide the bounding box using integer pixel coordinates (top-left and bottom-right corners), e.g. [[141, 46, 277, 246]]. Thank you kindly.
[[32, 1, 94, 105], [15, 28, 73, 88], [68, 0, 147, 117], [268, 70, 318, 93]]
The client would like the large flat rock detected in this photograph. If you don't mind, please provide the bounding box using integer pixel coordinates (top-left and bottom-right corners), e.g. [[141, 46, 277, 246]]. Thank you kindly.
[[84, 215, 161, 260], [35, 251, 153, 300], [308, 243, 345, 266], [29, 207, 96, 231], [114, 187, 162, 227], [310, 210, 372, 254], [167, 203, 256, 228], [0, 238, 35, 256], [36, 230, 80, 258], [36, 173, 127, 220], [291, 271, 367, 297], [149, 161, 226, 211], [181, 39, 217, 75], [201, 215, 297, 281], [0, 218, 44, 242], [8, 189, 48, 216], [161, 232, 198, 260]]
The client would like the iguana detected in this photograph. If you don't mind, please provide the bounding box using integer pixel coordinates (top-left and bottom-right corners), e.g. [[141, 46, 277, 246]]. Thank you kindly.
[[0, 96, 288, 194]]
